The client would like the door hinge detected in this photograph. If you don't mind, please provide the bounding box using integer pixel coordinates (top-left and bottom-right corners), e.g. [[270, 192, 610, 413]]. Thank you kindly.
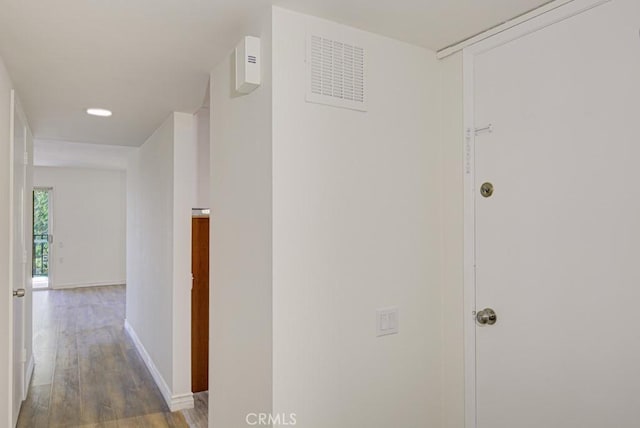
[[474, 124, 493, 136], [23, 152, 28, 165]]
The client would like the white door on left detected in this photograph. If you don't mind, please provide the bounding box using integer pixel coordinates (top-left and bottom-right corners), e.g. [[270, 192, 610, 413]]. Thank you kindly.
[[10, 90, 27, 427]]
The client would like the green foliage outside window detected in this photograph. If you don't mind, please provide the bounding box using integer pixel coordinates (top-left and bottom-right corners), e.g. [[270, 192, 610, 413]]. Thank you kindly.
[[33, 190, 49, 276]]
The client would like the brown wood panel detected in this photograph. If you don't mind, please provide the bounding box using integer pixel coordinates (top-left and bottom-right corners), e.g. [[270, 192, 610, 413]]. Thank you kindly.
[[191, 217, 210, 393]]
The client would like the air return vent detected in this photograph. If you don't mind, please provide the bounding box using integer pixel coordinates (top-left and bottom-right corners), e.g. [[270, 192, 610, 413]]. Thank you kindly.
[[306, 34, 367, 111]]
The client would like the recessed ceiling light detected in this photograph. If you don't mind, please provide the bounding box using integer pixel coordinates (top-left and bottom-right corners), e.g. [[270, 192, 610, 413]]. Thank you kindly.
[[86, 108, 112, 117]]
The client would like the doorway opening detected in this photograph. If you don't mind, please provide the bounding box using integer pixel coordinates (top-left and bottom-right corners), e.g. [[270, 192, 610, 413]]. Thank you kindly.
[[32, 187, 52, 289]]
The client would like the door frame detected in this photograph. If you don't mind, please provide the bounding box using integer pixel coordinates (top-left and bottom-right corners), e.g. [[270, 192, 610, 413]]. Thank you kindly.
[[461, 1, 611, 426], [9, 89, 30, 427]]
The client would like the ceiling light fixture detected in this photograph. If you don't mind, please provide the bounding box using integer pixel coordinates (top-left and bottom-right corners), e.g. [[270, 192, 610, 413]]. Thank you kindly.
[[86, 108, 112, 117]]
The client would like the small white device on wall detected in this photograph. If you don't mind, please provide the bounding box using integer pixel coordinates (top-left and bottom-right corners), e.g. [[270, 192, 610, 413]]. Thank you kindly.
[[235, 36, 261, 94]]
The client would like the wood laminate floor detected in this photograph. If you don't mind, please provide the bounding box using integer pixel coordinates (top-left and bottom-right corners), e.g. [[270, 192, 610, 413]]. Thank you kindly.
[[17, 285, 208, 428], [180, 393, 207, 428]]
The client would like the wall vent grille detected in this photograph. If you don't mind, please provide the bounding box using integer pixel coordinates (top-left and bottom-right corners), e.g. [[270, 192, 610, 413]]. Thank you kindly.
[[307, 34, 367, 111]]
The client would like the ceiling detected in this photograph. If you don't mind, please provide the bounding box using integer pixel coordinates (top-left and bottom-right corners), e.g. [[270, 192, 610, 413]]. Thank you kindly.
[[0, 0, 551, 147], [34, 139, 134, 170]]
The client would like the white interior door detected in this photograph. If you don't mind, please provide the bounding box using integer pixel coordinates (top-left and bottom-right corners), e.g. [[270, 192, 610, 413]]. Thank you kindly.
[[474, 1, 640, 427], [10, 91, 26, 427]]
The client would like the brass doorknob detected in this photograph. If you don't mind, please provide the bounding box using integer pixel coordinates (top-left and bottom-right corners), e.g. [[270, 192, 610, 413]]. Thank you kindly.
[[476, 308, 497, 325]]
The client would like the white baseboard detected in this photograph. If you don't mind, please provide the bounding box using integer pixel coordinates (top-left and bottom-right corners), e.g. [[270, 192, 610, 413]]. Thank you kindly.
[[24, 354, 34, 400], [124, 320, 194, 412], [170, 393, 196, 411], [53, 281, 126, 290]]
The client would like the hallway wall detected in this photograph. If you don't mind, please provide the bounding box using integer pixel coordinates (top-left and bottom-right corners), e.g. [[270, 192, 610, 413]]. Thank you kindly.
[[33, 166, 126, 289], [209, 9, 273, 427], [195, 108, 210, 209], [126, 112, 196, 411]]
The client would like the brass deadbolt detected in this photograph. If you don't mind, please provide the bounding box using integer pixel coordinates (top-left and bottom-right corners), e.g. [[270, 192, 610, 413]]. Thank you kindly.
[[480, 182, 494, 198]]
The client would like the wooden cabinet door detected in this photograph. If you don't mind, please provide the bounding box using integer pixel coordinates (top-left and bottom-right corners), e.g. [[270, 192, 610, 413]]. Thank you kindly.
[[192, 217, 209, 393]]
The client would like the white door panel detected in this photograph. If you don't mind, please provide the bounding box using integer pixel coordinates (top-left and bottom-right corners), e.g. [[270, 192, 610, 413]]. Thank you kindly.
[[474, 1, 640, 426], [10, 91, 26, 427]]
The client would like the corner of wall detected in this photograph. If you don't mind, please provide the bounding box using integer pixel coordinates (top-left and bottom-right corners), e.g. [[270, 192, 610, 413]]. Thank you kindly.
[[124, 320, 194, 412], [438, 51, 465, 428], [209, 7, 274, 427]]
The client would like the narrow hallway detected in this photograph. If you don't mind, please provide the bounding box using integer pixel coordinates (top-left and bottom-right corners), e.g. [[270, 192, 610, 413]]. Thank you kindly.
[[17, 286, 191, 427]]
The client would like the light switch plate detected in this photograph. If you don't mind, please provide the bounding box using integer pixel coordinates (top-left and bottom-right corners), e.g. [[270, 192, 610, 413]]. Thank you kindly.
[[376, 307, 399, 337]]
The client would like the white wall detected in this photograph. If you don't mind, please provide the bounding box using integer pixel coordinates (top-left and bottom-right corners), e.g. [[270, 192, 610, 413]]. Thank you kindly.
[[126, 112, 196, 411], [211, 6, 447, 427], [172, 112, 197, 397], [271, 8, 443, 427], [127, 116, 175, 393], [195, 108, 210, 209], [209, 9, 273, 427], [33, 166, 126, 288]]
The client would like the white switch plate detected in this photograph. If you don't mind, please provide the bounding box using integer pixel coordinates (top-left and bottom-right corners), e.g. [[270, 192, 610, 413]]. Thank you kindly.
[[376, 307, 399, 337]]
